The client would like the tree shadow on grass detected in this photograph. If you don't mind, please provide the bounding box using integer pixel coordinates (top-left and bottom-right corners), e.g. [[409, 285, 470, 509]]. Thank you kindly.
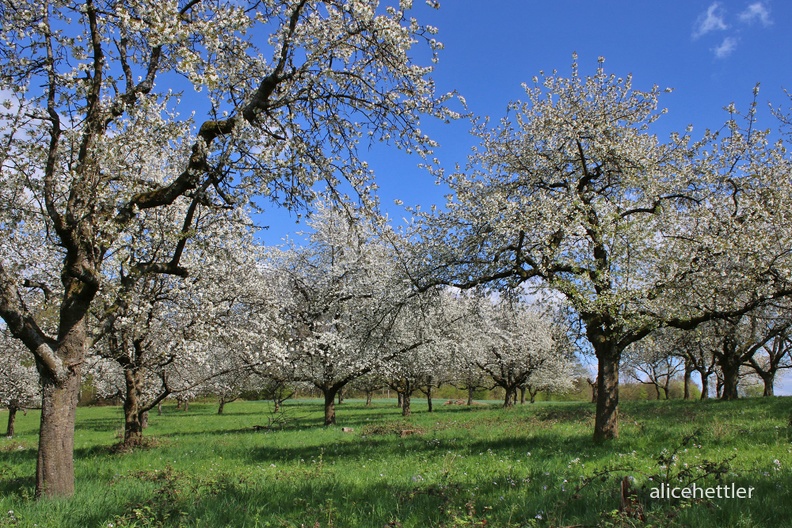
[[77, 416, 122, 433], [63, 467, 572, 527], [0, 473, 34, 499], [154, 408, 445, 439], [236, 422, 599, 470]]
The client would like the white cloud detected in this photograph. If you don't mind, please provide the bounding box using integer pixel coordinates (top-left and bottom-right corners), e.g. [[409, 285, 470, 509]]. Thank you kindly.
[[713, 36, 738, 58], [693, 2, 729, 38], [738, 2, 772, 26]]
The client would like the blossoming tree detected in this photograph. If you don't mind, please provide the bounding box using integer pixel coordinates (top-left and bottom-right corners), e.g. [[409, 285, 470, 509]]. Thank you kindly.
[[275, 205, 431, 425], [415, 57, 792, 440], [0, 0, 453, 496], [0, 330, 41, 437]]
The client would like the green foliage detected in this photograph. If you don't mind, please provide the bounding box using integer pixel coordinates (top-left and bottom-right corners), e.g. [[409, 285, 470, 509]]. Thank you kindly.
[[0, 398, 790, 527]]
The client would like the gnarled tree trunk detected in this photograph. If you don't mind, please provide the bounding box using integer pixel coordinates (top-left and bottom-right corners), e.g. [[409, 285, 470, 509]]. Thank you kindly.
[[719, 355, 741, 401], [402, 379, 413, 417], [123, 369, 144, 447], [696, 367, 711, 399], [503, 386, 517, 408], [402, 391, 411, 417], [761, 372, 775, 397]]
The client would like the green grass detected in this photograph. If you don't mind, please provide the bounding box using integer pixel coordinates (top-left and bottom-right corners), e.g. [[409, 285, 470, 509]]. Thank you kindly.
[[1, 397, 791, 527]]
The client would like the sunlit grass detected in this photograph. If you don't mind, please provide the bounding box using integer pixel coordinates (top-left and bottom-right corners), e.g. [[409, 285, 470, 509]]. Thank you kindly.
[[1, 397, 791, 527]]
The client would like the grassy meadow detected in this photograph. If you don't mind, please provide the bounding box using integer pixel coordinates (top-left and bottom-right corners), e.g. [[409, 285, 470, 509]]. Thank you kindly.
[[1, 397, 791, 527]]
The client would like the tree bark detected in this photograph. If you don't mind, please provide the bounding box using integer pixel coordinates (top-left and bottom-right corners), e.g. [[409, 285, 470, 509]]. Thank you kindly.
[[719, 357, 741, 400], [593, 343, 620, 442], [425, 385, 433, 413], [123, 369, 144, 447], [761, 372, 775, 397], [365, 391, 373, 406], [36, 366, 81, 498], [503, 386, 517, 408], [5, 404, 18, 438], [218, 397, 226, 415], [587, 377, 598, 404], [467, 386, 474, 406], [323, 388, 338, 426], [402, 390, 411, 417], [698, 368, 710, 400]]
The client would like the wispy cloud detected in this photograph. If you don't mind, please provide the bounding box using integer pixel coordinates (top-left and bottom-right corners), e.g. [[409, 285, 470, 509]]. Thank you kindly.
[[738, 2, 772, 26], [712, 36, 738, 58], [693, 1, 773, 59], [693, 2, 728, 38]]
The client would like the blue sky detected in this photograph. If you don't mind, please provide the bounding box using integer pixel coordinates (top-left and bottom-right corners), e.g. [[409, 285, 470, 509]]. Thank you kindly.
[[253, 1, 792, 393]]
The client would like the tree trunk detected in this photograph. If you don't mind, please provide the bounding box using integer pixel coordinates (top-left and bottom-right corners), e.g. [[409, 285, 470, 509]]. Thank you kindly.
[[365, 390, 373, 406], [467, 386, 474, 406], [719, 357, 741, 401], [36, 366, 81, 498], [218, 397, 226, 415], [761, 372, 775, 397], [402, 390, 411, 417], [123, 369, 144, 448], [426, 385, 433, 413], [654, 383, 661, 400], [337, 388, 343, 405], [397, 390, 403, 408], [698, 369, 710, 400], [519, 386, 526, 404], [503, 386, 516, 408], [35, 277, 95, 498], [587, 377, 598, 403], [683, 359, 694, 400], [323, 388, 337, 426], [141, 411, 149, 429], [593, 343, 620, 442], [157, 401, 163, 415], [529, 388, 538, 404], [5, 404, 18, 438]]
